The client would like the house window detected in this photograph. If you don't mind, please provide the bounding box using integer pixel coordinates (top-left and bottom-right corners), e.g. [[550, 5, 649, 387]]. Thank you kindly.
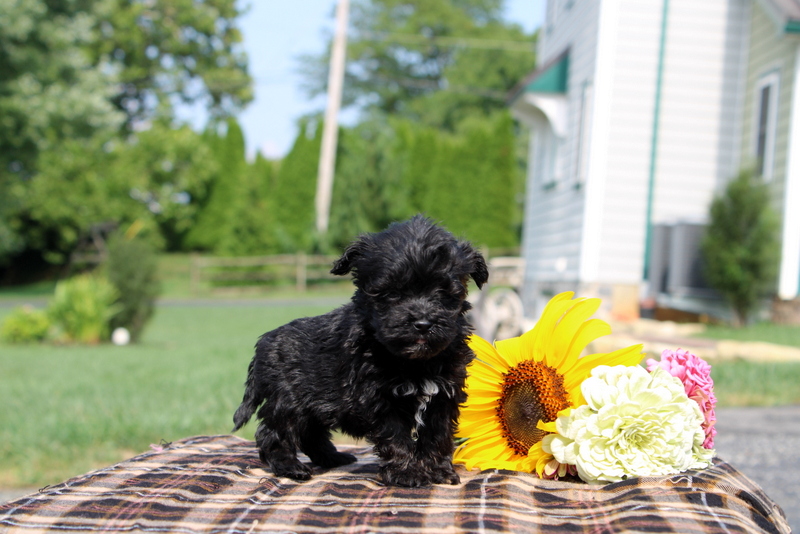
[[754, 71, 779, 180]]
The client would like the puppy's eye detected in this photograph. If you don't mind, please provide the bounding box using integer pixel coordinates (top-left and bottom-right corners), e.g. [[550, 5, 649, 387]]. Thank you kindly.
[[385, 291, 401, 301]]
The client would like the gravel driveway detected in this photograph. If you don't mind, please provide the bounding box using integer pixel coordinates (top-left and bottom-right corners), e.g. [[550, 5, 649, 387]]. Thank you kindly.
[[713, 405, 799, 532]]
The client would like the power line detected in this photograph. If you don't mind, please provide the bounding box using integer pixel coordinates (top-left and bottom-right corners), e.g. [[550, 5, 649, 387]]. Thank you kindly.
[[357, 31, 535, 53]]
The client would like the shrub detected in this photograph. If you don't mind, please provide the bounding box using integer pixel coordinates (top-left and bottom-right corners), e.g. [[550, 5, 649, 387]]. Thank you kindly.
[[48, 274, 118, 344], [0, 306, 51, 343], [105, 235, 161, 343], [701, 168, 780, 326]]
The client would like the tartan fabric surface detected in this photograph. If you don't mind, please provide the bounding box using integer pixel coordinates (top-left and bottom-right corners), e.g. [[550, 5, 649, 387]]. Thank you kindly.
[[0, 435, 790, 534]]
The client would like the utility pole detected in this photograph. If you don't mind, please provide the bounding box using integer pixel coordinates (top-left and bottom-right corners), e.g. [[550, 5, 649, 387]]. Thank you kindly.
[[315, 0, 349, 235]]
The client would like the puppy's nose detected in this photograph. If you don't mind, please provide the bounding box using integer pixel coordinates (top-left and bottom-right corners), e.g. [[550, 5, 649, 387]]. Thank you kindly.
[[413, 319, 433, 332]]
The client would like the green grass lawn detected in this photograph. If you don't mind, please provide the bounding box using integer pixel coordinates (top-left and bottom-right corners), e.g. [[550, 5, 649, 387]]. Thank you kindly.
[[710, 359, 800, 406], [695, 321, 800, 348], [1, 293, 800, 489], [0, 301, 345, 488]]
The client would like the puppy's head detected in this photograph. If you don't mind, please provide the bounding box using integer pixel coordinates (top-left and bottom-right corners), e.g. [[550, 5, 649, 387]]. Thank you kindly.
[[332, 215, 488, 360]]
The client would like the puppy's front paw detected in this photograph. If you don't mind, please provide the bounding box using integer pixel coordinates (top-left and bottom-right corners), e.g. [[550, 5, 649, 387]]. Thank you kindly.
[[430, 465, 460, 485], [271, 459, 313, 481], [379, 465, 443, 487]]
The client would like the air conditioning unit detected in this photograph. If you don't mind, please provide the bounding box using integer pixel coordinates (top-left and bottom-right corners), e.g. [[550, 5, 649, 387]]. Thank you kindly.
[[648, 223, 714, 299]]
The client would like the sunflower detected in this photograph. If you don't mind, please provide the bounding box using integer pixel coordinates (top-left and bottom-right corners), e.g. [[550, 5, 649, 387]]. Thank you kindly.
[[453, 291, 643, 477]]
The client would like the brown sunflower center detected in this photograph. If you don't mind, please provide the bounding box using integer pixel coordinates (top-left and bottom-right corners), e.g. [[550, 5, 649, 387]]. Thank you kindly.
[[496, 360, 571, 456]]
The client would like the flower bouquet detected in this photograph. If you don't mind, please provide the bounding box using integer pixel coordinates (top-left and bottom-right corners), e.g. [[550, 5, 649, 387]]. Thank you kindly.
[[454, 291, 717, 484]]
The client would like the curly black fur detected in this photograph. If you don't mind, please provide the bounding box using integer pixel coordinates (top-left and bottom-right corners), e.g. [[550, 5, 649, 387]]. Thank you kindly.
[[232, 216, 488, 487]]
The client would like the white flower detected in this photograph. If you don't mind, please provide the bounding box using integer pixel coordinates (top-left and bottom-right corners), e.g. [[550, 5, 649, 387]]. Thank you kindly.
[[542, 365, 714, 484]]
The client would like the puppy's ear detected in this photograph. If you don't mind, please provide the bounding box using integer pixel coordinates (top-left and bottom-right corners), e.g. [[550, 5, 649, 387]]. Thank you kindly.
[[331, 239, 365, 276], [465, 246, 489, 289]]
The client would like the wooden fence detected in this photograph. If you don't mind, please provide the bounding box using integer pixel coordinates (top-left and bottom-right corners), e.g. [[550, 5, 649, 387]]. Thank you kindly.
[[189, 254, 342, 294], [188, 248, 521, 295]]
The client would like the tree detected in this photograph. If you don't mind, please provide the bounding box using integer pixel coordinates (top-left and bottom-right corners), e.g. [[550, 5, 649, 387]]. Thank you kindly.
[[296, 0, 532, 250], [4, 121, 220, 269], [218, 153, 281, 256], [0, 1, 124, 178], [272, 120, 323, 252], [185, 118, 247, 251], [0, 0, 253, 275], [701, 169, 780, 326], [328, 115, 412, 249], [397, 112, 517, 247], [90, 0, 253, 128], [109, 121, 220, 251], [299, 0, 536, 131], [0, 1, 125, 265]]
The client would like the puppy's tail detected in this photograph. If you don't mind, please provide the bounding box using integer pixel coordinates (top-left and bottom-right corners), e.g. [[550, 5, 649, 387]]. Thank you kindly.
[[232, 360, 261, 432]]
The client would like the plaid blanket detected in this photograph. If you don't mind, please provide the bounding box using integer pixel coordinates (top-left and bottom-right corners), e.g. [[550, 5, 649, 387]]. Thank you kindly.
[[0, 435, 790, 534]]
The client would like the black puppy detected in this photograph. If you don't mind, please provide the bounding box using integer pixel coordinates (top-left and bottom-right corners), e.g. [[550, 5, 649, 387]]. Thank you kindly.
[[232, 216, 488, 487]]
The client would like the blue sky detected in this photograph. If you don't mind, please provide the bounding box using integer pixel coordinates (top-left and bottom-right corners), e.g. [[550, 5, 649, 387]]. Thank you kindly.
[[235, 0, 546, 159]]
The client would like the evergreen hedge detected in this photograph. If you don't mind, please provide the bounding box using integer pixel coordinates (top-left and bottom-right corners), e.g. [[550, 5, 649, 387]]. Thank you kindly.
[[153, 113, 520, 257], [272, 120, 322, 252]]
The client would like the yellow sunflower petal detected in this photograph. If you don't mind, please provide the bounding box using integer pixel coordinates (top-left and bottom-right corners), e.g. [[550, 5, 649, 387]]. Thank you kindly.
[[528, 442, 555, 476], [462, 393, 501, 406], [462, 393, 502, 407], [454, 435, 511, 465], [467, 335, 509, 372], [493, 335, 529, 366], [494, 456, 535, 472], [457, 418, 502, 439], [547, 298, 602, 369], [462, 446, 532, 472], [563, 344, 644, 393], [561, 318, 612, 367], [465, 358, 504, 380], [536, 420, 558, 433], [458, 405, 498, 423], [529, 299, 575, 364], [465, 370, 504, 393]]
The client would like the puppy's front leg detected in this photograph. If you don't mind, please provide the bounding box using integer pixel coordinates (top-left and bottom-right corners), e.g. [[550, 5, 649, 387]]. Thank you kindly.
[[373, 399, 460, 487], [413, 396, 461, 485], [374, 434, 431, 488]]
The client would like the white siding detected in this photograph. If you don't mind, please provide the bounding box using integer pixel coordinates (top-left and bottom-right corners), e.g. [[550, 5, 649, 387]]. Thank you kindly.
[[593, 0, 663, 284], [653, 0, 749, 226], [521, 0, 753, 313], [521, 0, 602, 311]]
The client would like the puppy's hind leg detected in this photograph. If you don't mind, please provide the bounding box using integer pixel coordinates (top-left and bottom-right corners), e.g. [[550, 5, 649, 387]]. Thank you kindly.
[[255, 424, 312, 481], [299, 424, 357, 469]]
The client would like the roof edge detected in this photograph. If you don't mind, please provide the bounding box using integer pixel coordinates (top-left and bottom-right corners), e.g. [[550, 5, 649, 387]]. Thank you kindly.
[[755, 0, 800, 34], [506, 48, 571, 105]]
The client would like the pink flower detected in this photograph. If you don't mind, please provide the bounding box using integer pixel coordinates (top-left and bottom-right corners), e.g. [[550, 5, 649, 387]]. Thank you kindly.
[[646, 349, 717, 448]]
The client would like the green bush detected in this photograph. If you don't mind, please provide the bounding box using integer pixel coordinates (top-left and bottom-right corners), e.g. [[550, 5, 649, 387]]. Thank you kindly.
[[105, 235, 161, 343], [0, 306, 51, 343], [48, 274, 119, 344], [701, 168, 780, 326]]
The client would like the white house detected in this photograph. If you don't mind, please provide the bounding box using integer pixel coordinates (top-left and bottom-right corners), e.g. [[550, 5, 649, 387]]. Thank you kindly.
[[510, 0, 800, 321]]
